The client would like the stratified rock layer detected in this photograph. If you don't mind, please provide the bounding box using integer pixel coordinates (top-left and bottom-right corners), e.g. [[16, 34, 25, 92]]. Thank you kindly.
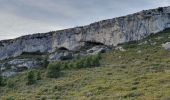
[[1, 6, 170, 60]]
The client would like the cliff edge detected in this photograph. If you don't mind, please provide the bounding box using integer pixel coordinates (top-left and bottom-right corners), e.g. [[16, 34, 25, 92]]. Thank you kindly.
[[0, 6, 170, 60]]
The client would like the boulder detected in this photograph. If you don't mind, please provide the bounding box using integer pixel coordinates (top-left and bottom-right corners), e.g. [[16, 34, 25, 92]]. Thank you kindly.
[[137, 50, 142, 53], [87, 46, 110, 54], [162, 42, 170, 50], [115, 46, 126, 52]]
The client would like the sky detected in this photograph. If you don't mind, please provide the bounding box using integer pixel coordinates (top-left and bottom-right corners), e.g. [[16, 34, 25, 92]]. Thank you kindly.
[[0, 0, 170, 40]]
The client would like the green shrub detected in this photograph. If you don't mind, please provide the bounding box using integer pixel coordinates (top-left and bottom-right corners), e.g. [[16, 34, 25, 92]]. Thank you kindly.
[[75, 59, 84, 68], [41, 96, 46, 100], [6, 96, 15, 100], [37, 71, 41, 80], [62, 61, 69, 69], [70, 53, 101, 69], [68, 62, 74, 69], [7, 80, 15, 88], [0, 75, 3, 86], [46, 62, 61, 78], [26, 70, 35, 85], [45, 53, 101, 78], [83, 57, 90, 67], [0, 76, 6, 86], [42, 57, 49, 68]]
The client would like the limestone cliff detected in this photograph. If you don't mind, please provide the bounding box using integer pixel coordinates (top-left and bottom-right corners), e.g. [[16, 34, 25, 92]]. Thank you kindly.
[[1, 6, 170, 60]]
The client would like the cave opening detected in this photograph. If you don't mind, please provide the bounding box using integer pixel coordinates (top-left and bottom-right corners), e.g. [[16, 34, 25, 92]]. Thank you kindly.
[[58, 47, 69, 51]]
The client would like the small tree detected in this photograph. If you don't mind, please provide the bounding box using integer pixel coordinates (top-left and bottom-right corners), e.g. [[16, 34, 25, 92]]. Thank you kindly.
[[83, 57, 89, 68], [75, 59, 83, 68], [43, 57, 49, 68], [46, 62, 61, 78], [68, 62, 74, 69], [93, 56, 99, 67], [0, 66, 5, 86], [27, 70, 35, 85], [37, 71, 41, 80], [7, 80, 15, 88], [87, 56, 94, 67], [0, 75, 3, 86]]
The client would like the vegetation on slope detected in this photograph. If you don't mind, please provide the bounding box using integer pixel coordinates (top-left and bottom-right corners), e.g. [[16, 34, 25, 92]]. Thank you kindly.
[[1, 29, 170, 99]]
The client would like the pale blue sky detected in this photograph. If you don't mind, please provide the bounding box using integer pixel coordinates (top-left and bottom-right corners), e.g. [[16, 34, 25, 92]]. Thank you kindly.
[[0, 0, 170, 40]]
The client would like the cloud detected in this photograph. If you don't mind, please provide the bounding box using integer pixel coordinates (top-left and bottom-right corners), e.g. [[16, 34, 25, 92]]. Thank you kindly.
[[0, 0, 170, 40], [0, 11, 64, 40]]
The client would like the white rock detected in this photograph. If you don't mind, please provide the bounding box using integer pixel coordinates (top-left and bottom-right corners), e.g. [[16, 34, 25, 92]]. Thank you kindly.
[[115, 46, 126, 52], [137, 50, 142, 53], [162, 42, 170, 50]]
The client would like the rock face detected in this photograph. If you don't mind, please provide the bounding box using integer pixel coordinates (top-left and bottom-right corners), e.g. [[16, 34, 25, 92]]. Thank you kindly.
[[49, 51, 73, 62], [0, 58, 42, 77], [1, 6, 170, 60]]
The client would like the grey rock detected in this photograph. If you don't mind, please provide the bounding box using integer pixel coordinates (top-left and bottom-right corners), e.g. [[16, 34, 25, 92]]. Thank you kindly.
[[87, 46, 110, 54], [156, 36, 163, 40], [2, 71, 18, 77], [137, 50, 142, 53], [49, 51, 73, 62], [138, 41, 148, 45], [0, 58, 41, 77], [115, 46, 126, 52], [85, 92, 93, 97], [151, 42, 157, 45], [8, 59, 40, 69]]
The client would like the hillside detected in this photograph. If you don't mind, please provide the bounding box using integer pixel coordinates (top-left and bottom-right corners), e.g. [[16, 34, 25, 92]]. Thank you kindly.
[[1, 29, 170, 100]]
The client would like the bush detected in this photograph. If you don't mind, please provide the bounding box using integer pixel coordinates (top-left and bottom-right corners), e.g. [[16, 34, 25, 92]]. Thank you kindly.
[[68, 62, 74, 69], [37, 71, 41, 80], [83, 57, 90, 67], [0, 75, 3, 86], [73, 53, 101, 68], [42, 57, 49, 68], [46, 62, 61, 78], [0, 76, 6, 86], [46, 53, 101, 78], [27, 70, 35, 85], [6, 96, 15, 100], [7, 80, 15, 88], [75, 59, 84, 68]]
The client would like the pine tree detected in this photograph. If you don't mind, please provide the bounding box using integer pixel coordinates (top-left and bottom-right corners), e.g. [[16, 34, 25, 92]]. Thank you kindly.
[[0, 75, 3, 86], [46, 62, 61, 78], [27, 70, 35, 85]]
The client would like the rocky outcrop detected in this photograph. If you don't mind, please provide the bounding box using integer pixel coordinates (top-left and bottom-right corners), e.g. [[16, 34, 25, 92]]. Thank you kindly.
[[0, 58, 42, 77], [0, 58, 41, 72], [49, 51, 73, 62], [1, 6, 170, 60]]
